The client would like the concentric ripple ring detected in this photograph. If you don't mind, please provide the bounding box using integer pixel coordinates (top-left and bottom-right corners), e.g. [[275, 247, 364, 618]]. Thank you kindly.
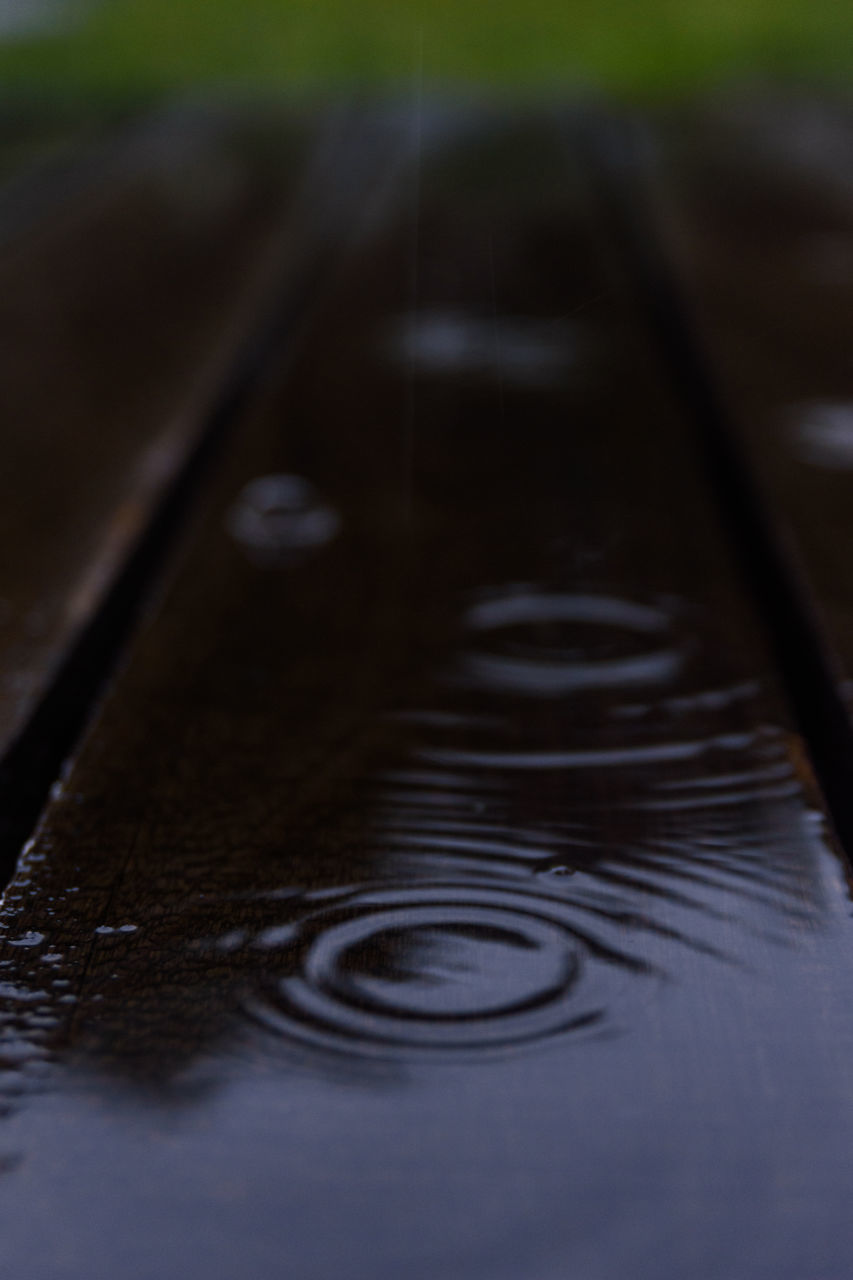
[[245, 883, 645, 1060]]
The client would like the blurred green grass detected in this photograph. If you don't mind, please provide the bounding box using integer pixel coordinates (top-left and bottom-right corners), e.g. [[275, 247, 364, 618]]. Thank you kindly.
[[0, 0, 850, 97]]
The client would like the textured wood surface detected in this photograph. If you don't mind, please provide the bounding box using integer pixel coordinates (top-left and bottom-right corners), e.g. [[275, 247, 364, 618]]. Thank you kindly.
[[650, 96, 853, 714], [0, 103, 311, 757], [0, 106, 850, 1280]]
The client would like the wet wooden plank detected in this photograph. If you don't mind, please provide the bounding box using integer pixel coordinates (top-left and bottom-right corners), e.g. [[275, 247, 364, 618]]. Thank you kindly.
[[647, 96, 853, 716], [0, 109, 851, 1279], [0, 101, 315, 758]]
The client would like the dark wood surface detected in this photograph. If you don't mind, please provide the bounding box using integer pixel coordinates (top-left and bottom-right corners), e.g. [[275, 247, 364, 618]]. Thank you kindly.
[[0, 104, 848, 1280], [650, 96, 853, 720], [0, 103, 312, 759]]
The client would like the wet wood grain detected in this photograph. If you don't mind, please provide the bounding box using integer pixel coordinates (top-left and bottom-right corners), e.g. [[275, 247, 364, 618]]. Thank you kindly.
[[0, 103, 312, 757], [649, 96, 853, 715], [0, 109, 850, 1279]]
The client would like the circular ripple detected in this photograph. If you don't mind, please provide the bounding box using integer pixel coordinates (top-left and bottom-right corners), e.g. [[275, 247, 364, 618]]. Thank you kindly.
[[460, 589, 685, 696], [245, 883, 641, 1060]]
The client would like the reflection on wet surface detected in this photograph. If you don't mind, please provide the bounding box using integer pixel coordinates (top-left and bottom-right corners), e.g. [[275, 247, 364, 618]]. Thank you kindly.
[[0, 113, 852, 1278], [791, 401, 853, 468], [245, 883, 615, 1058]]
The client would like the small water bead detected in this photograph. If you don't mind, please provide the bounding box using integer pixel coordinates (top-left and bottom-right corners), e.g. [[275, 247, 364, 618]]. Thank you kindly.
[[226, 474, 341, 567]]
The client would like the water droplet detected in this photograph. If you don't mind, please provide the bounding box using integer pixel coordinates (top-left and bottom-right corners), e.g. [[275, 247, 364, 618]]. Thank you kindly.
[[226, 474, 340, 566]]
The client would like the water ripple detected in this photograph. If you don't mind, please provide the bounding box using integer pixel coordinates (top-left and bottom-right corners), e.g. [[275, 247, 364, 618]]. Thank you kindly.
[[243, 881, 653, 1061], [419, 733, 756, 772], [238, 584, 812, 1068], [458, 589, 685, 697]]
